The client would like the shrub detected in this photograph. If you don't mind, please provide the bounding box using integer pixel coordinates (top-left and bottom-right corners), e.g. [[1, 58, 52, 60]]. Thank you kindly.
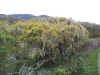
[[7, 20, 89, 74], [53, 68, 67, 75]]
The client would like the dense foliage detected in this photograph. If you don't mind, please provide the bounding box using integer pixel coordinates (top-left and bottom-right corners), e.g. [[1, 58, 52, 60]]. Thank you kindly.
[[0, 17, 90, 75], [81, 22, 100, 38]]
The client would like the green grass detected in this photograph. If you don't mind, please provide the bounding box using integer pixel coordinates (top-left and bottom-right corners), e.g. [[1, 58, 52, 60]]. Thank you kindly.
[[84, 48, 100, 75], [0, 47, 10, 52]]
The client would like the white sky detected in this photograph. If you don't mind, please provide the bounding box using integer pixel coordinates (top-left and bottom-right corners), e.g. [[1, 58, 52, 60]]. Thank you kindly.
[[0, 0, 100, 24]]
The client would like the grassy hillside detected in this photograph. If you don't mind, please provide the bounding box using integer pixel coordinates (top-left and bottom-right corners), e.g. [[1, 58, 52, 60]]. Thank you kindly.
[[84, 48, 100, 75]]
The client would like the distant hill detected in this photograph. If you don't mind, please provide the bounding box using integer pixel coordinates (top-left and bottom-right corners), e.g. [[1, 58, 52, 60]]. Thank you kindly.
[[0, 14, 20, 24], [8, 14, 49, 20]]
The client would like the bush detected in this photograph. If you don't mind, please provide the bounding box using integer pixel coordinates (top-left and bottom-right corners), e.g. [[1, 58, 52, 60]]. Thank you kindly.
[[18, 22, 89, 61], [53, 68, 67, 75]]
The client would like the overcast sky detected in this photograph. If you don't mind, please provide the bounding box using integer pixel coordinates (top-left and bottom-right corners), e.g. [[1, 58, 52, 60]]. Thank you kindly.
[[0, 0, 100, 24]]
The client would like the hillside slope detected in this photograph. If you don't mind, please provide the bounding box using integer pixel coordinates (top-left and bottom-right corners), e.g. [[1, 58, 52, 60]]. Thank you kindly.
[[8, 14, 49, 20]]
